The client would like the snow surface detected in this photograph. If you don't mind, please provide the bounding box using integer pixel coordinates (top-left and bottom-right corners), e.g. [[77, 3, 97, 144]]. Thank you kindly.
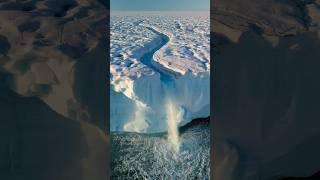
[[110, 12, 210, 133]]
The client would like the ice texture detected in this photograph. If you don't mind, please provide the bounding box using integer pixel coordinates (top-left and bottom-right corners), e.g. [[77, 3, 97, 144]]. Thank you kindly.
[[110, 12, 210, 133]]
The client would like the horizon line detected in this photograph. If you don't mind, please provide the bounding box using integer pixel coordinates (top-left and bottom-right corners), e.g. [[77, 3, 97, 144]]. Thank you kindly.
[[110, 10, 209, 12]]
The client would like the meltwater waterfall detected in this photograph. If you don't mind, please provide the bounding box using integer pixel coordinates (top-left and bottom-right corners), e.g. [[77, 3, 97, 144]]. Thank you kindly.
[[165, 98, 182, 153]]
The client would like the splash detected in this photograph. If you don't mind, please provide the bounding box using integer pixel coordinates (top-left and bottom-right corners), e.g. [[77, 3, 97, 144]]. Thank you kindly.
[[165, 98, 183, 153], [124, 100, 149, 132]]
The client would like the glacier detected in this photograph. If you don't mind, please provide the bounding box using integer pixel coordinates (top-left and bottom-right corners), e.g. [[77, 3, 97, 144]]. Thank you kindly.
[[110, 12, 210, 133]]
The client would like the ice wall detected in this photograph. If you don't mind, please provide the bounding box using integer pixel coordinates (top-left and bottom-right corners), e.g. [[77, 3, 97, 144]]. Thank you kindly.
[[110, 70, 209, 133]]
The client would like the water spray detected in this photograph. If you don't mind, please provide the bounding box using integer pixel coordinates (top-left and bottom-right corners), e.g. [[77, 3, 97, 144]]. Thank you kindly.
[[165, 98, 183, 154]]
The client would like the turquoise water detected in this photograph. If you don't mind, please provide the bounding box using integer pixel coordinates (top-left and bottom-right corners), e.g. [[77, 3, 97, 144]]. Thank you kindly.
[[111, 124, 210, 179]]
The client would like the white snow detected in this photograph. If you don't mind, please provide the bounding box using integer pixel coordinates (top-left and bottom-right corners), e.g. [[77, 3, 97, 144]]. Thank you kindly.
[[110, 12, 210, 133]]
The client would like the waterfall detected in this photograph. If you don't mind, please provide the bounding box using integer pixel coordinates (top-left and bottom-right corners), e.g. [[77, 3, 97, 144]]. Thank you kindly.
[[165, 98, 183, 153]]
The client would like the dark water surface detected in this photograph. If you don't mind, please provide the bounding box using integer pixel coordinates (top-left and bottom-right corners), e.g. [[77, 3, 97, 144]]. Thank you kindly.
[[111, 123, 210, 179]]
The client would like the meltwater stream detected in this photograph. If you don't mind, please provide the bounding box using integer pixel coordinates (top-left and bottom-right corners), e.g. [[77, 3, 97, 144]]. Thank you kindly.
[[140, 26, 173, 82]]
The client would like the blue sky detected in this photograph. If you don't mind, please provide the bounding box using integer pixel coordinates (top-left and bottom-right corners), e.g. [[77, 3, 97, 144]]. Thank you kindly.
[[111, 0, 210, 11]]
